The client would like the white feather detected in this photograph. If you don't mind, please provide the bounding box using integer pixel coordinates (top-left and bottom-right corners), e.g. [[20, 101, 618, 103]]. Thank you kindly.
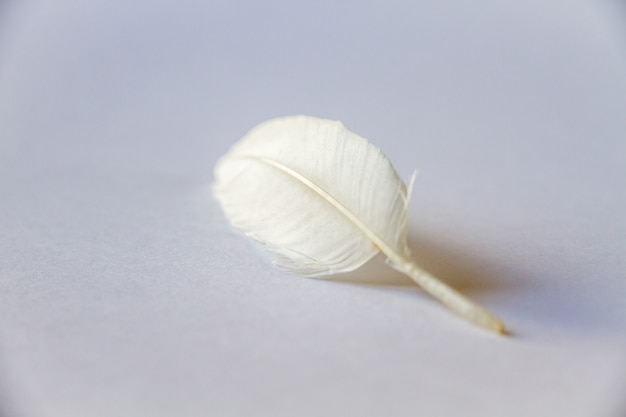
[[213, 115, 506, 334]]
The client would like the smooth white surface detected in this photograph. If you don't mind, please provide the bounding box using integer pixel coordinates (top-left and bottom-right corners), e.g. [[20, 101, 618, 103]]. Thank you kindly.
[[1, 1, 625, 416]]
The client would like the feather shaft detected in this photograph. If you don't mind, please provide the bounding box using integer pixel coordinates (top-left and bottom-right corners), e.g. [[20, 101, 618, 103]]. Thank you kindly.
[[245, 155, 506, 334], [390, 256, 506, 334]]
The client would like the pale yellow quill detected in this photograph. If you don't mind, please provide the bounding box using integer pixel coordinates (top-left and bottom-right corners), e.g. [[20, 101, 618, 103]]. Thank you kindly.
[[213, 115, 505, 334]]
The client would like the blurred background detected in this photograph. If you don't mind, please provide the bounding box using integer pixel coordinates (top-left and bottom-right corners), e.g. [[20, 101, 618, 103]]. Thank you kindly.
[[1, 1, 625, 416]]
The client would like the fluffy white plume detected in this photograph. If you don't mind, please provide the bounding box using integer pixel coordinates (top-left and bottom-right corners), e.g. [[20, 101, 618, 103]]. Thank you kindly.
[[213, 116, 505, 334]]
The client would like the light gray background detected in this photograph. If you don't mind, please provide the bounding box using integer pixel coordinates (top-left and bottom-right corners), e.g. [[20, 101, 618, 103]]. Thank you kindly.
[[1, 1, 625, 416]]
